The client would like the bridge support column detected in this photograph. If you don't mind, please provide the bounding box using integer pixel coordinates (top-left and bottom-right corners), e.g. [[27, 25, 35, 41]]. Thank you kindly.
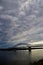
[[29, 47, 31, 52]]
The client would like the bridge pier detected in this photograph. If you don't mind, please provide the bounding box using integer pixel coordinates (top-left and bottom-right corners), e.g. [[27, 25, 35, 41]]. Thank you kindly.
[[29, 47, 31, 52]]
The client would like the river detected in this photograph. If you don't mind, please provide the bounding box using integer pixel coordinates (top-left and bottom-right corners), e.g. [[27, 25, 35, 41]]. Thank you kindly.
[[0, 49, 43, 65]]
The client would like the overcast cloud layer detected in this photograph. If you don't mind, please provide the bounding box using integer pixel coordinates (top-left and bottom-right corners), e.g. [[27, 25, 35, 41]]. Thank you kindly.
[[0, 0, 43, 48]]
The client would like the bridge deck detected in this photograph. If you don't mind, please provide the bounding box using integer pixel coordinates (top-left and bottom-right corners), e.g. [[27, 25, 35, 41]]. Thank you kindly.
[[0, 47, 43, 51]]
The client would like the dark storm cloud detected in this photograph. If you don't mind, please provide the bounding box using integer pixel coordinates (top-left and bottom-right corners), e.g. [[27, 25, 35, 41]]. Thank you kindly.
[[0, 0, 43, 48]]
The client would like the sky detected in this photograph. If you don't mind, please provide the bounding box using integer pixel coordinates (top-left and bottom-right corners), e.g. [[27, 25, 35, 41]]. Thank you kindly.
[[0, 0, 43, 48]]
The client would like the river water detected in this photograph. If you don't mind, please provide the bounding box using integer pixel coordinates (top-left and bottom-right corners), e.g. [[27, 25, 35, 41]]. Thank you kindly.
[[0, 49, 43, 65]]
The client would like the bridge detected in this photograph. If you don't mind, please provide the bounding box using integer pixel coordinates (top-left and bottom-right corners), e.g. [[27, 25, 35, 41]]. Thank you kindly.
[[0, 47, 43, 52]]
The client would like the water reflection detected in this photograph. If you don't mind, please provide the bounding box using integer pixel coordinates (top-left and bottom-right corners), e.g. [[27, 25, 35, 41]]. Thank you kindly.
[[0, 49, 43, 65], [31, 49, 43, 62], [0, 50, 30, 65]]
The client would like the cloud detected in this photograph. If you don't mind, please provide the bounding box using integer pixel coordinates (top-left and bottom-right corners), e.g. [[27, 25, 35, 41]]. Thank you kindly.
[[29, 41, 43, 47], [0, 6, 3, 10], [0, 0, 43, 48]]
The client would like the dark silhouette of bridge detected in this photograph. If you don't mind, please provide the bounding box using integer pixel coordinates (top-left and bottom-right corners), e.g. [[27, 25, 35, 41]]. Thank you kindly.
[[0, 43, 43, 52], [0, 47, 43, 52]]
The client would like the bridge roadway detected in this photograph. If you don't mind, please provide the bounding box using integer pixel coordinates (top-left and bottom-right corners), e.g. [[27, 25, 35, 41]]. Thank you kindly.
[[0, 47, 43, 52]]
